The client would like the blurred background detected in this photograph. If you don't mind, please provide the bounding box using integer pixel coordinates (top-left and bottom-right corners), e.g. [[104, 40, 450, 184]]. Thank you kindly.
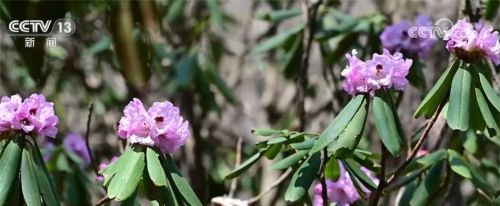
[[0, 0, 499, 205]]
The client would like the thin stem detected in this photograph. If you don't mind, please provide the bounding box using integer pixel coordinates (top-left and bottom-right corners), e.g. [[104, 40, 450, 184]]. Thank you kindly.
[[245, 169, 293, 204], [297, 0, 322, 131], [369, 144, 388, 206], [94, 196, 112, 206], [321, 148, 328, 206], [369, 102, 445, 205], [85, 103, 99, 176]]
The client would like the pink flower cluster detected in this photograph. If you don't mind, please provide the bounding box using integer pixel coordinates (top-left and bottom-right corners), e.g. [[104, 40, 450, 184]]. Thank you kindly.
[[444, 18, 500, 65], [0, 94, 58, 138], [380, 15, 437, 59], [118, 98, 190, 154], [313, 162, 378, 206], [341, 49, 413, 96]]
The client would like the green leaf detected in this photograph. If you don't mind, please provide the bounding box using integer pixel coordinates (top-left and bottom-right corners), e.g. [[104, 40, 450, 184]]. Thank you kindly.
[[205, 65, 238, 104], [447, 150, 472, 178], [324, 157, 341, 181], [485, 0, 500, 20], [259, 8, 302, 23], [447, 63, 472, 131], [282, 33, 303, 79], [398, 180, 419, 206], [416, 150, 447, 167], [290, 138, 314, 150], [310, 94, 365, 154], [164, 155, 202, 206], [475, 86, 500, 137], [285, 152, 321, 202], [344, 159, 377, 191], [225, 152, 262, 179], [264, 143, 283, 160], [100, 147, 133, 187], [31, 140, 60, 206], [272, 150, 308, 170], [252, 128, 281, 136], [0, 140, 22, 206], [174, 55, 198, 88], [477, 66, 500, 112], [328, 96, 368, 157], [409, 160, 444, 206], [206, 0, 225, 28], [166, 0, 187, 23], [146, 148, 168, 187], [252, 24, 305, 54], [267, 137, 288, 145], [21, 147, 41, 206], [373, 91, 403, 156], [415, 60, 460, 118], [447, 150, 495, 197], [107, 146, 145, 201]]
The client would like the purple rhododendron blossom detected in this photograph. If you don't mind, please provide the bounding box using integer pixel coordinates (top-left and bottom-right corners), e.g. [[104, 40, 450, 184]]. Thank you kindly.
[[0, 94, 22, 132], [313, 162, 378, 206], [380, 15, 437, 59], [64, 133, 91, 166], [444, 18, 500, 65], [118, 98, 190, 154], [0, 94, 58, 138], [341, 49, 412, 96]]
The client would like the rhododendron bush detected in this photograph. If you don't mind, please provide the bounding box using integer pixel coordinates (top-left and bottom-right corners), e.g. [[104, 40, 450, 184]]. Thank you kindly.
[[0, 0, 499, 205]]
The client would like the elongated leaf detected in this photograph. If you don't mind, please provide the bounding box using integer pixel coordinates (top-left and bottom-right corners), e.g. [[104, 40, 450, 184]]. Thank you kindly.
[[344, 159, 377, 191], [146, 148, 168, 187], [310, 95, 365, 154], [164, 155, 202, 206], [252, 24, 304, 54], [31, 140, 60, 206], [447, 64, 472, 131], [447, 150, 495, 197], [108, 146, 145, 200], [485, 0, 500, 20], [373, 91, 402, 156], [0, 140, 22, 206], [225, 152, 262, 179], [328, 97, 368, 157], [21, 147, 41, 206], [478, 67, 500, 112], [475, 87, 500, 137], [206, 0, 224, 27], [290, 138, 314, 150], [252, 128, 281, 136], [282, 33, 303, 79], [267, 137, 287, 145], [264, 143, 283, 159], [324, 157, 341, 181], [448, 150, 472, 178], [272, 150, 308, 170], [415, 60, 460, 118], [260, 8, 301, 23], [166, 0, 187, 23], [416, 150, 447, 167], [285, 152, 321, 202], [205, 65, 238, 104], [410, 160, 444, 206], [144, 168, 180, 206]]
